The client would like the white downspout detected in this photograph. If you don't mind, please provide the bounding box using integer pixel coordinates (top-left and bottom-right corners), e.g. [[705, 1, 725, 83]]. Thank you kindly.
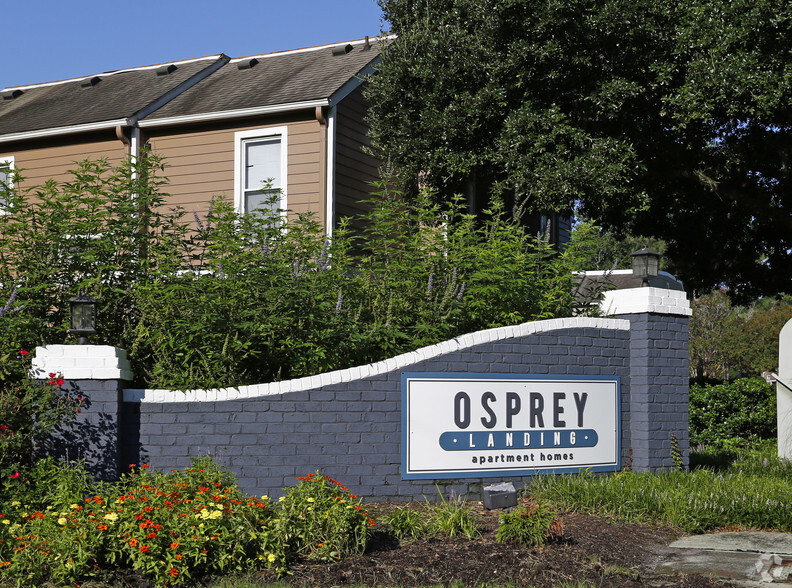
[[325, 105, 337, 238]]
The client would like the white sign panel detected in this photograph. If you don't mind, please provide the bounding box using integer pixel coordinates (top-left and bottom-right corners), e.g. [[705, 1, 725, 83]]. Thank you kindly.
[[401, 373, 620, 479]]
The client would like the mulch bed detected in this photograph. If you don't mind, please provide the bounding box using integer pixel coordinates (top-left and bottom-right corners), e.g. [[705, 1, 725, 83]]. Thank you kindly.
[[254, 500, 738, 587]]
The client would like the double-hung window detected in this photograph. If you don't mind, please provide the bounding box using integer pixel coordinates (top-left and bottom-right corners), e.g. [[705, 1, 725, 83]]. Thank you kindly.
[[0, 156, 14, 214], [234, 127, 288, 216]]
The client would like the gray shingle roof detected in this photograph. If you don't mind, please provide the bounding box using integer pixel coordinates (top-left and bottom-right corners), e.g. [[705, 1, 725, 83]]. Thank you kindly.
[[0, 38, 384, 138], [0, 57, 224, 136], [146, 40, 382, 121]]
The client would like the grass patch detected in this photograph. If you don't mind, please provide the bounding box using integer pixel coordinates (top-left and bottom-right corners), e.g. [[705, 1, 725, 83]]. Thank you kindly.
[[530, 443, 792, 532]]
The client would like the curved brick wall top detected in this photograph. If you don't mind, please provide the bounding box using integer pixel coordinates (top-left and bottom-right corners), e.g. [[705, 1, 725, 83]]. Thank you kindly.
[[123, 317, 630, 404]]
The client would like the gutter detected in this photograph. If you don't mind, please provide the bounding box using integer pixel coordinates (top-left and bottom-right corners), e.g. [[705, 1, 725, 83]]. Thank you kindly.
[[138, 99, 330, 128]]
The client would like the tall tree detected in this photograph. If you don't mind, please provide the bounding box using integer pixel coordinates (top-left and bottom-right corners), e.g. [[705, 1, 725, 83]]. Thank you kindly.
[[366, 0, 792, 299]]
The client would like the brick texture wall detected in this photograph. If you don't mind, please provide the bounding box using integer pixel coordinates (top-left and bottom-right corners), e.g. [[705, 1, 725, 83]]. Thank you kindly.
[[35, 302, 690, 501]]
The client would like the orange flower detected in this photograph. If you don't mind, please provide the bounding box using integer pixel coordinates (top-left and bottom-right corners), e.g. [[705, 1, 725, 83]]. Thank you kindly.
[[139, 544, 150, 553], [170, 542, 179, 549], [168, 568, 179, 577], [146, 532, 157, 539], [175, 554, 182, 560], [369, 518, 376, 527], [97, 524, 109, 531], [128, 538, 138, 547]]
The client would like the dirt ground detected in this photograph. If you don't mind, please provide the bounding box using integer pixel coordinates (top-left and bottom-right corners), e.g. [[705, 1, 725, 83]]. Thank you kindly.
[[256, 500, 738, 587]]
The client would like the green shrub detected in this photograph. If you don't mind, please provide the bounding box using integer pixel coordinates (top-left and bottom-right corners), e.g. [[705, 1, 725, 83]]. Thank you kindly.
[[0, 460, 373, 586], [1, 157, 584, 391], [689, 378, 776, 449], [0, 365, 82, 500], [272, 472, 373, 562], [495, 499, 564, 546]]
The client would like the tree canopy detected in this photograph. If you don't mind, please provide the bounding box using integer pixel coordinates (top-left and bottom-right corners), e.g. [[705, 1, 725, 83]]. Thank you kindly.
[[366, 0, 792, 299]]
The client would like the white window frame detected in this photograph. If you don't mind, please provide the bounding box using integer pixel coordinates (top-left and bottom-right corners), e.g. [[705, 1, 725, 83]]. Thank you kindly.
[[0, 156, 14, 215], [234, 126, 288, 217]]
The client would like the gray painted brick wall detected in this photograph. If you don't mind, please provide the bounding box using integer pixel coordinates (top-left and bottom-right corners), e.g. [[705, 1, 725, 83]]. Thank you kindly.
[[114, 313, 689, 501]]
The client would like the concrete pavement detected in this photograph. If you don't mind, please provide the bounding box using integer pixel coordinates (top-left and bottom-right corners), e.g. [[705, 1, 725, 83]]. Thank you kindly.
[[652, 532, 792, 585]]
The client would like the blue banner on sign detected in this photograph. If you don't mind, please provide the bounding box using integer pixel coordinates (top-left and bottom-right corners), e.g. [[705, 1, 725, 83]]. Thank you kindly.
[[438, 429, 598, 450]]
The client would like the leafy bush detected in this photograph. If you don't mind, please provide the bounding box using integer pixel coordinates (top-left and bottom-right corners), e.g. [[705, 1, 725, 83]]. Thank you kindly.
[[495, 499, 564, 546], [0, 460, 369, 586], [689, 378, 776, 449], [0, 359, 82, 499], [1, 157, 584, 391], [273, 472, 373, 562]]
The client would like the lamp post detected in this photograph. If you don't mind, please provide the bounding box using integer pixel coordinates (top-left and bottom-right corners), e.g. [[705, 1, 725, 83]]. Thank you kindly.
[[69, 293, 96, 345], [630, 247, 661, 287]]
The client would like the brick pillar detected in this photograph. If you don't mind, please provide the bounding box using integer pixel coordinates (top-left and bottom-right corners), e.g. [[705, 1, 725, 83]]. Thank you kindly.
[[602, 287, 691, 471], [31, 345, 133, 482]]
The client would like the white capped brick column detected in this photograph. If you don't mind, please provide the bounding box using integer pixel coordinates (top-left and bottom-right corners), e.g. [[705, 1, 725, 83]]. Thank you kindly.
[[777, 319, 792, 459], [604, 287, 692, 471], [32, 345, 133, 482], [31, 345, 133, 381]]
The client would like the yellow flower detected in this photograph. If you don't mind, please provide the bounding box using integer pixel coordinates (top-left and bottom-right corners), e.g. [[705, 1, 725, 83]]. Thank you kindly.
[[69, 504, 79, 510], [261, 495, 269, 501], [278, 496, 286, 502], [103, 512, 118, 522], [267, 553, 276, 563], [57, 517, 68, 526], [209, 511, 222, 520], [1, 520, 9, 525], [10, 501, 20, 507], [307, 497, 315, 503]]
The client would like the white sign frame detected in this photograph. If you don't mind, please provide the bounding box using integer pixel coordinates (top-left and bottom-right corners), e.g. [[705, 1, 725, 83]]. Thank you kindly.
[[401, 372, 621, 479]]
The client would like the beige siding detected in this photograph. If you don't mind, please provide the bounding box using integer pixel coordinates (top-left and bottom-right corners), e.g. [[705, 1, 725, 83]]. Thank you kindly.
[[147, 115, 326, 226], [0, 132, 128, 191], [334, 86, 380, 231]]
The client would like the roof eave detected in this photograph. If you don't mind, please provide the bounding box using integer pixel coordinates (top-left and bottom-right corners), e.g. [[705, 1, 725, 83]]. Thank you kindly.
[[137, 99, 331, 128], [0, 119, 130, 144]]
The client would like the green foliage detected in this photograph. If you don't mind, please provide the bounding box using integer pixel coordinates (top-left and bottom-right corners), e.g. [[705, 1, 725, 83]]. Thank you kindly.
[[495, 499, 564, 546], [0, 364, 82, 498], [689, 378, 776, 449], [0, 459, 371, 586], [1, 158, 581, 390], [369, 0, 792, 298], [424, 488, 481, 540], [564, 220, 666, 272], [531, 443, 792, 532], [689, 290, 792, 379], [273, 472, 373, 562], [382, 504, 427, 540], [380, 489, 481, 541]]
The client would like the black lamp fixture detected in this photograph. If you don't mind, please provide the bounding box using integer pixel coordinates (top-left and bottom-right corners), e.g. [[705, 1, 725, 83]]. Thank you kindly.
[[69, 292, 96, 345], [630, 247, 661, 287]]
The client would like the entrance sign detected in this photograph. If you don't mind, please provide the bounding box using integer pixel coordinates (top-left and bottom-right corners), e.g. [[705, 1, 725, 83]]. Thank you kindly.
[[402, 373, 620, 479]]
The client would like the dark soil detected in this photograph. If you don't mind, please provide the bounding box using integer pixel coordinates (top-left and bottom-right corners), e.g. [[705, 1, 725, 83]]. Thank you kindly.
[[255, 500, 738, 587]]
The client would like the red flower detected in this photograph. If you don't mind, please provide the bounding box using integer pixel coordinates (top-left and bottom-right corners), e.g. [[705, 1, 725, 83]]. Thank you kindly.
[[49, 372, 56, 378], [0, 425, 7, 431], [10, 472, 20, 480], [18, 350, 28, 356], [139, 544, 150, 553], [56, 378, 64, 387]]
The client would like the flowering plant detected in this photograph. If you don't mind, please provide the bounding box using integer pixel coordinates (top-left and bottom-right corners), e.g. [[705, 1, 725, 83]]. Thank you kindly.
[[0, 459, 371, 586], [274, 471, 374, 562], [0, 356, 81, 495]]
